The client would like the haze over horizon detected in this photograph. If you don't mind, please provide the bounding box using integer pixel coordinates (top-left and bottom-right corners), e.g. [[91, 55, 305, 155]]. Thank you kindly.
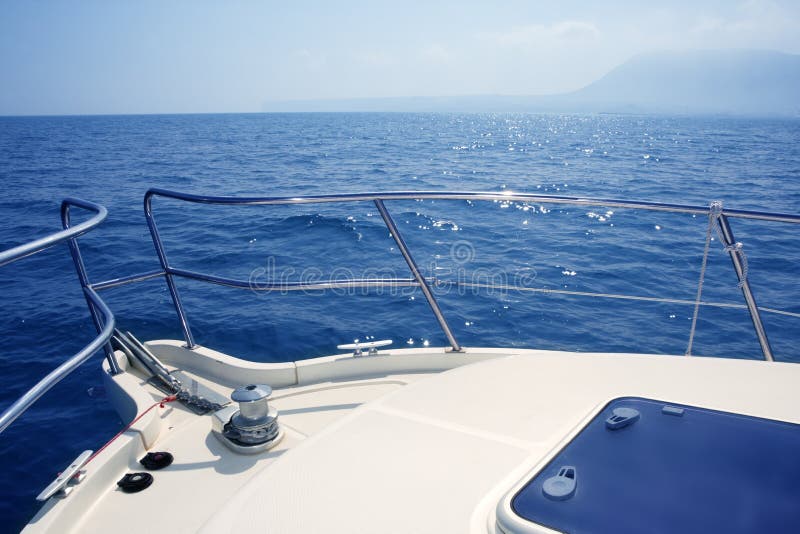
[[2, 0, 800, 116]]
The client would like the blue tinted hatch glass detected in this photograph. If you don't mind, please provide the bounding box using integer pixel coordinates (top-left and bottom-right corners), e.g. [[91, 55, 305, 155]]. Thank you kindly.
[[511, 397, 800, 534]]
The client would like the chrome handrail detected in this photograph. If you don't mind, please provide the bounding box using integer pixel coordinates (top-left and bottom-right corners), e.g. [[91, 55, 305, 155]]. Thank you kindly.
[[0, 288, 114, 434], [141, 189, 463, 350], [144, 188, 800, 223], [38, 189, 795, 366], [4, 191, 795, 435], [130, 189, 800, 360], [0, 199, 116, 434], [0, 199, 108, 268]]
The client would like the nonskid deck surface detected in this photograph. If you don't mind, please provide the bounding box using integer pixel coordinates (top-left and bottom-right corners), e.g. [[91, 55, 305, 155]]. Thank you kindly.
[[73, 376, 425, 533], [23, 344, 800, 534], [23, 342, 508, 533]]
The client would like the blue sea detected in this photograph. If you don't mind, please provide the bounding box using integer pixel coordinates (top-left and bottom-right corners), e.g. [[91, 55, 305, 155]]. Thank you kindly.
[[1, 112, 799, 531]]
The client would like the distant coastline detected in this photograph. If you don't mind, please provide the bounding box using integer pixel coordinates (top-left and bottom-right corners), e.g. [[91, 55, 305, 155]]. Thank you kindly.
[[264, 49, 800, 118]]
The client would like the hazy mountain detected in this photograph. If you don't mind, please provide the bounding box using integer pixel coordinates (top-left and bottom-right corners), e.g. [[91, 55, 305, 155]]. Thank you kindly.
[[561, 49, 800, 116], [263, 49, 800, 117]]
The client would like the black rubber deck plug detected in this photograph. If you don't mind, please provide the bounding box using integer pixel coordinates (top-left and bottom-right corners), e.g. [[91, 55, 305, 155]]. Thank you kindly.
[[117, 472, 153, 493], [139, 451, 173, 470]]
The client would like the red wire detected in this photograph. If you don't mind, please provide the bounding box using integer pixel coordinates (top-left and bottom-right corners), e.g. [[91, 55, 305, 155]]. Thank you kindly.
[[85, 394, 177, 465]]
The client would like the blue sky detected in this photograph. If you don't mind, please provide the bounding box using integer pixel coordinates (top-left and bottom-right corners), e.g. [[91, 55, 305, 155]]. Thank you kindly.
[[1, 0, 799, 115]]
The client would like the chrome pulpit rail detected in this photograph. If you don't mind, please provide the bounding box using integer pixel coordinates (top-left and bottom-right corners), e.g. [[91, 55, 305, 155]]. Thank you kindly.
[[0, 199, 116, 434], [4, 190, 800, 435], [121, 189, 799, 361], [0, 198, 108, 268]]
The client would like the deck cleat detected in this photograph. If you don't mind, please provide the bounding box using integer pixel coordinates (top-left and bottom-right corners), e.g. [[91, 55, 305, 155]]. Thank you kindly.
[[337, 339, 393, 357], [36, 450, 93, 501], [212, 384, 282, 454]]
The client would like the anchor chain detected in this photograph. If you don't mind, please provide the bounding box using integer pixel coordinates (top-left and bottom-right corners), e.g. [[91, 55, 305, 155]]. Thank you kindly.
[[175, 388, 224, 412]]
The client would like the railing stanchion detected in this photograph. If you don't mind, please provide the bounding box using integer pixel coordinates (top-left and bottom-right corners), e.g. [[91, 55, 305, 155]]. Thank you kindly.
[[61, 201, 120, 374], [716, 214, 774, 361], [373, 199, 463, 352], [144, 193, 196, 348]]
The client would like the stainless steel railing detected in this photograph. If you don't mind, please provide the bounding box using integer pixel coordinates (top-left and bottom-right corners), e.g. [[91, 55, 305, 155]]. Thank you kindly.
[[0, 199, 116, 434], [99, 189, 798, 361], [135, 189, 465, 351], [0, 199, 108, 268], [4, 190, 800, 435], [131, 188, 800, 361]]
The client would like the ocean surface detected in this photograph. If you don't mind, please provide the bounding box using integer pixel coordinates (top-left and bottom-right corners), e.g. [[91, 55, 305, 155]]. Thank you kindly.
[[1, 112, 799, 531]]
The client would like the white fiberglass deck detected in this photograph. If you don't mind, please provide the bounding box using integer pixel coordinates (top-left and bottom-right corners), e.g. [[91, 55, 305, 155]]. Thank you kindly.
[[24, 344, 800, 534]]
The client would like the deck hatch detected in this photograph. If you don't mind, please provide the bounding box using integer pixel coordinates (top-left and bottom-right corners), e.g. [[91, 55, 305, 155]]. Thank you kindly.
[[510, 397, 800, 534]]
